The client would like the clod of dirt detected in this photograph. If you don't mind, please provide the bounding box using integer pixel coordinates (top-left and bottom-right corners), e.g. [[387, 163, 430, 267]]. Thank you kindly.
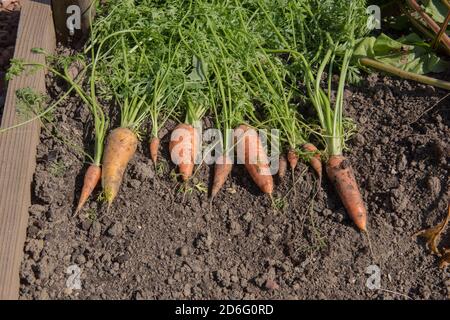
[[114, 253, 130, 264], [0, 0, 18, 9], [228, 221, 242, 235], [130, 161, 154, 181], [215, 269, 231, 288], [28, 204, 47, 217], [24, 239, 43, 261], [194, 232, 213, 251], [89, 221, 101, 238]]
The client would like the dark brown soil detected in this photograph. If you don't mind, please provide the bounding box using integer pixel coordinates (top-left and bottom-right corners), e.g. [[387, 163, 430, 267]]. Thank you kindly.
[[18, 56, 449, 299], [0, 0, 20, 120]]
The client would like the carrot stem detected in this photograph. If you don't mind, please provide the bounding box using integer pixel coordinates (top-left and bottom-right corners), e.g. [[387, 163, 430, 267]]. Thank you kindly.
[[360, 57, 450, 90]]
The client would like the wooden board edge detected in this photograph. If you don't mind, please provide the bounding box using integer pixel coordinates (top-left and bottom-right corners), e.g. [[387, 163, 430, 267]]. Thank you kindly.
[[0, 0, 55, 300]]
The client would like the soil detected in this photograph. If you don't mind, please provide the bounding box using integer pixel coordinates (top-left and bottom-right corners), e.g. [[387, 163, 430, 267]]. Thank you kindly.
[[18, 51, 450, 299], [0, 0, 20, 121]]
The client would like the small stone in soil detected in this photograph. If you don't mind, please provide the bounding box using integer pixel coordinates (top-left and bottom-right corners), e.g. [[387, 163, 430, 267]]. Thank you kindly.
[[107, 223, 123, 237], [128, 179, 141, 189], [353, 133, 365, 146], [75, 255, 86, 265], [265, 279, 279, 291], [178, 246, 189, 257]]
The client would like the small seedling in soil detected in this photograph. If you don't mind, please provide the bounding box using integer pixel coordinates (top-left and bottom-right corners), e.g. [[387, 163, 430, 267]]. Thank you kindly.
[[155, 161, 168, 176], [170, 169, 182, 183], [48, 160, 66, 178], [194, 182, 208, 194], [272, 196, 288, 211], [96, 191, 108, 204], [15, 87, 52, 123], [85, 208, 97, 222]]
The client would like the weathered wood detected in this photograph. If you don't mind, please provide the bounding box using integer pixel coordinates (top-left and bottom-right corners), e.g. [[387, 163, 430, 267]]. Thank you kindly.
[[0, 0, 55, 300], [52, 0, 95, 44]]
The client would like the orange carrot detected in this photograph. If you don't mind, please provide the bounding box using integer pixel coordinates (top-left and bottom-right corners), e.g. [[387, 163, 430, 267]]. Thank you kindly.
[[302, 143, 322, 178], [235, 125, 273, 194], [287, 149, 299, 170], [149, 137, 160, 165], [278, 154, 287, 178], [75, 164, 101, 215], [210, 155, 233, 199], [326, 155, 367, 231], [102, 128, 138, 205], [169, 123, 197, 181]]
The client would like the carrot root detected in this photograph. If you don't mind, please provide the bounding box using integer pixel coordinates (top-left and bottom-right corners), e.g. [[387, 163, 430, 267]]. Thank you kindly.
[[287, 149, 299, 170], [326, 155, 367, 231], [210, 155, 233, 199], [149, 137, 160, 166], [169, 123, 197, 181], [278, 154, 287, 178], [102, 128, 138, 205], [235, 125, 273, 194], [302, 143, 322, 178], [75, 164, 101, 215]]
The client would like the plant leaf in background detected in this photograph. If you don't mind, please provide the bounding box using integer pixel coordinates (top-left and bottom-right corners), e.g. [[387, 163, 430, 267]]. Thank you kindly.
[[423, 0, 449, 28], [354, 33, 449, 74]]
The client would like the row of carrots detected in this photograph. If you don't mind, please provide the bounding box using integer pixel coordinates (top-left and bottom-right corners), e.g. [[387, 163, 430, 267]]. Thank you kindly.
[[77, 122, 367, 232]]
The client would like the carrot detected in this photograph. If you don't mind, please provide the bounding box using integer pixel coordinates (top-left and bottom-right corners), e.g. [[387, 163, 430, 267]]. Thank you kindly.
[[278, 154, 287, 178], [149, 136, 160, 165], [169, 123, 198, 181], [75, 164, 101, 215], [287, 149, 299, 170], [210, 155, 233, 199], [235, 125, 273, 194], [326, 155, 367, 232], [102, 128, 138, 205], [302, 143, 322, 178]]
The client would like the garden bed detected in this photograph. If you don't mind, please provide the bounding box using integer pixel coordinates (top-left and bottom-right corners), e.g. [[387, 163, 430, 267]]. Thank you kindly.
[[18, 64, 449, 299]]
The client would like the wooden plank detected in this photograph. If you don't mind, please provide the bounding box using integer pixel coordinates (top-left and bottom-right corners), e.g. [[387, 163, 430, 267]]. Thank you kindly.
[[0, 0, 55, 300]]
